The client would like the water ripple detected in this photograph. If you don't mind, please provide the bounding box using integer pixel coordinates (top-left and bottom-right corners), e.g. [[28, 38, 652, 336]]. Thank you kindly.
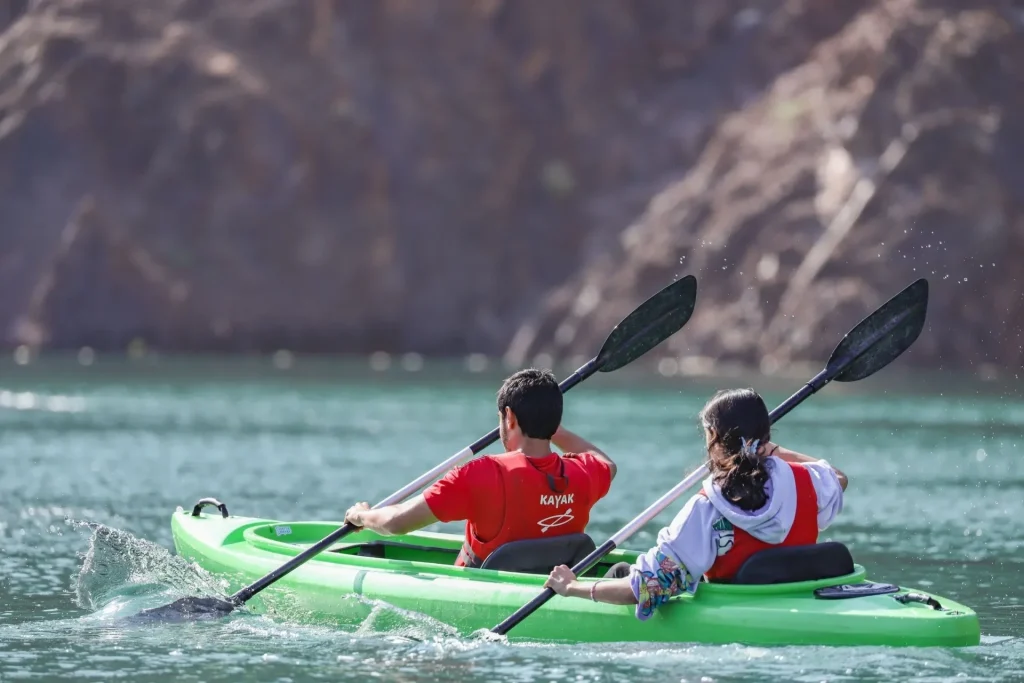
[[0, 368, 1021, 682]]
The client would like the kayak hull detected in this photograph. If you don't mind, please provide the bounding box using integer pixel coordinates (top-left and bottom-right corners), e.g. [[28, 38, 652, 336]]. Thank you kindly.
[[170, 511, 980, 647]]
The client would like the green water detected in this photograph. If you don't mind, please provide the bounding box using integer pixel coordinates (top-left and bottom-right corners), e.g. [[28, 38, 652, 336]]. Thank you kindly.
[[1, 359, 1022, 682]]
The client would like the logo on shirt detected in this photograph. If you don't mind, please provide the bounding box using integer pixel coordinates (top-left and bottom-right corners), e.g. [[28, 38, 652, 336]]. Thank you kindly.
[[712, 517, 734, 556], [539, 493, 574, 506], [537, 508, 574, 533]]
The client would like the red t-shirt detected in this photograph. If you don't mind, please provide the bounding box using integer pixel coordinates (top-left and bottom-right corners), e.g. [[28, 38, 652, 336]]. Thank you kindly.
[[423, 452, 613, 543]]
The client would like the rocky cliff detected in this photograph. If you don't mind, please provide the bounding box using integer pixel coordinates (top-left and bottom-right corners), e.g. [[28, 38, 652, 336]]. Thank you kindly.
[[0, 0, 1020, 373]]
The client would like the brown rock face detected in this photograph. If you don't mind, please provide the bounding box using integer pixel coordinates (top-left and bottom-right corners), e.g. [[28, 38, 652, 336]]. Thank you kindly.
[[511, 1, 1024, 374], [0, 0, 1020, 372]]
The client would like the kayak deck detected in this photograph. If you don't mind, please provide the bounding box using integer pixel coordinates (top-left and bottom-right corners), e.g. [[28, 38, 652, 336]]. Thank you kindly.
[[171, 511, 981, 647]]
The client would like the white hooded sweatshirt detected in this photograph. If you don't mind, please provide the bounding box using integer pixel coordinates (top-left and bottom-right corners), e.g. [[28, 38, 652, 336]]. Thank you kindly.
[[627, 455, 844, 620]]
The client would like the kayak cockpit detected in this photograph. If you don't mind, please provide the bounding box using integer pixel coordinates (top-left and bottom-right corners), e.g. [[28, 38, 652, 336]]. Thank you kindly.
[[242, 522, 629, 578], [323, 533, 598, 575], [241, 521, 866, 588]]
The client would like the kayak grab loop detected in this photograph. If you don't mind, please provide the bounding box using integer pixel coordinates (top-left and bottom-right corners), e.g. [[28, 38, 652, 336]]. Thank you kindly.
[[893, 592, 944, 610], [191, 497, 230, 518], [814, 581, 900, 599]]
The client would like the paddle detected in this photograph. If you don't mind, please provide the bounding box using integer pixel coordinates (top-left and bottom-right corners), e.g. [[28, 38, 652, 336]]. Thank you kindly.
[[137, 274, 699, 621], [490, 277, 929, 636]]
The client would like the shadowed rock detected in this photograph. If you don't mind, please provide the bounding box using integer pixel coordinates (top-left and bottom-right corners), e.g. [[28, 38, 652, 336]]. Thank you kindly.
[[0, 0, 1019, 372]]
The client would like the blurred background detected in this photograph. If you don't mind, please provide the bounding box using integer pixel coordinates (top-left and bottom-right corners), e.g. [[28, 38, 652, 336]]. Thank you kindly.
[[2, 3, 1024, 681], [0, 0, 1020, 381]]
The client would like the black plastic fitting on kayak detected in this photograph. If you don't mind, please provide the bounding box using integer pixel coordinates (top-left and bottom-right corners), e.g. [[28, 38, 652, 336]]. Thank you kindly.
[[894, 592, 943, 610], [814, 581, 900, 599], [191, 497, 230, 518]]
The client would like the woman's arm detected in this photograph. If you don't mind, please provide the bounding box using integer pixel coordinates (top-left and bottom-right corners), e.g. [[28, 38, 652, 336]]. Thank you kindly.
[[544, 496, 717, 617], [767, 442, 848, 491], [544, 565, 637, 605]]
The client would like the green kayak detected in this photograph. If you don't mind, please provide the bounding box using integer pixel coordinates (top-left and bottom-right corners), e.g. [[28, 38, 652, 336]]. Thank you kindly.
[[170, 509, 980, 647]]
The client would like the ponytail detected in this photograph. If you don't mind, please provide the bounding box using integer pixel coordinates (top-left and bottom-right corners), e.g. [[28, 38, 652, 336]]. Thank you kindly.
[[711, 435, 771, 511], [699, 389, 773, 511]]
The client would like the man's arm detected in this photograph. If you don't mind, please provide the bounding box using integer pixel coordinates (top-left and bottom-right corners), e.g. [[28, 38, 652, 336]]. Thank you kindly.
[[344, 494, 439, 536], [551, 425, 617, 480], [767, 442, 848, 491]]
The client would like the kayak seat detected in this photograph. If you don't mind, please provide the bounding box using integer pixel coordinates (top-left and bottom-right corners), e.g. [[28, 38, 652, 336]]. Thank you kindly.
[[479, 533, 597, 575], [728, 541, 856, 585]]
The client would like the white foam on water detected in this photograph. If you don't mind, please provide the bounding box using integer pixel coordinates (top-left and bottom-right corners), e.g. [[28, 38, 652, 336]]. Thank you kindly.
[[0, 388, 86, 413], [68, 520, 229, 616]]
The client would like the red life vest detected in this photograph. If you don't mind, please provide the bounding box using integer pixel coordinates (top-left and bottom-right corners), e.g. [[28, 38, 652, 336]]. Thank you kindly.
[[457, 452, 595, 568], [703, 461, 819, 582]]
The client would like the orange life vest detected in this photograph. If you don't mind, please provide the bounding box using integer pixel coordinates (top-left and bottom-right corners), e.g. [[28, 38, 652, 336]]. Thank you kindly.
[[457, 452, 595, 568], [703, 461, 819, 582]]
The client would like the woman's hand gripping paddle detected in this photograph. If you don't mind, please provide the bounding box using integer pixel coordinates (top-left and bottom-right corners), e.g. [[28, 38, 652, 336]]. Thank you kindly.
[[137, 275, 699, 622], [490, 278, 929, 636]]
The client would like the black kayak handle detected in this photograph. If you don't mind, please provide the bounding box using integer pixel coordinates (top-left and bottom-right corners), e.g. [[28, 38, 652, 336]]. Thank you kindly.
[[894, 592, 943, 610], [191, 497, 230, 518]]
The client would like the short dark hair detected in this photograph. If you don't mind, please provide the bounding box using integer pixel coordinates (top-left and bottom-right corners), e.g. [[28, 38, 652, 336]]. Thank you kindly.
[[497, 368, 562, 439]]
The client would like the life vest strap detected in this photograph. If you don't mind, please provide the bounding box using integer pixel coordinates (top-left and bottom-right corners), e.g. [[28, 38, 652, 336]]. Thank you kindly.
[[458, 541, 483, 568]]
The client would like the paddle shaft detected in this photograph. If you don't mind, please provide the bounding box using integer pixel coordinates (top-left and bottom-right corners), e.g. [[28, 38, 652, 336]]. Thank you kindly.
[[147, 276, 696, 620], [216, 275, 700, 608], [490, 364, 843, 635], [230, 357, 600, 605]]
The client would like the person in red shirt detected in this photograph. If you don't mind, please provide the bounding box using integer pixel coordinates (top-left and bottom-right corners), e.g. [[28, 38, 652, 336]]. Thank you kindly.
[[343, 368, 617, 568]]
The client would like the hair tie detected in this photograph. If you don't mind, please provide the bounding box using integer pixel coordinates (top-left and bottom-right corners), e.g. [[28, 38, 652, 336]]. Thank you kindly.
[[740, 437, 760, 458]]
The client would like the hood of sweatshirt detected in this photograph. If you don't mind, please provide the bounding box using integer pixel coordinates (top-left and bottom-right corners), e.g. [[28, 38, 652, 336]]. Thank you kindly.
[[700, 455, 796, 544]]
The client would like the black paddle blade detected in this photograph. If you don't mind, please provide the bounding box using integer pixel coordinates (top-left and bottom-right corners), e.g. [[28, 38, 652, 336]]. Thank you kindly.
[[131, 596, 237, 623], [596, 275, 697, 372], [827, 278, 928, 382]]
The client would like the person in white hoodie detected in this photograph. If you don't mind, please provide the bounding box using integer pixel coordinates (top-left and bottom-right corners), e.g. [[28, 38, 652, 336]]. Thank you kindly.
[[543, 387, 848, 620]]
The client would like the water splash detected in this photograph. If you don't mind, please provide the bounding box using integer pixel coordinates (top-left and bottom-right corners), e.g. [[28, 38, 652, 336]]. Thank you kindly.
[[347, 595, 462, 643], [68, 520, 229, 617], [65, 519, 471, 638], [469, 628, 508, 645]]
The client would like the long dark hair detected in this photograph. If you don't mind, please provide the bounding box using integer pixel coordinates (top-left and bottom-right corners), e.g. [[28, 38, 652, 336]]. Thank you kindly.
[[699, 388, 772, 511]]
